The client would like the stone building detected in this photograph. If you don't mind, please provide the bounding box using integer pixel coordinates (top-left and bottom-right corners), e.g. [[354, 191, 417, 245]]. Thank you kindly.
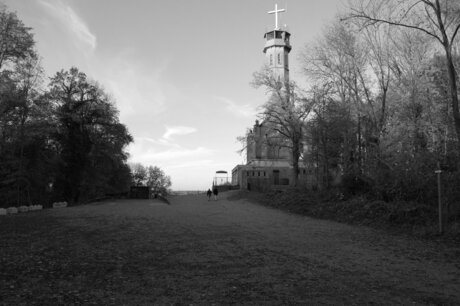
[[232, 5, 310, 191]]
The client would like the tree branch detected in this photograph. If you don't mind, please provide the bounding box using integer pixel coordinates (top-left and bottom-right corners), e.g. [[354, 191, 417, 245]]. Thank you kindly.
[[450, 23, 460, 44], [344, 12, 442, 44]]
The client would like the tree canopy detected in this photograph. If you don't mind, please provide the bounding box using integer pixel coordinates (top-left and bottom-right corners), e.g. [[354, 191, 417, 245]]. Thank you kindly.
[[0, 4, 138, 206], [130, 163, 171, 195], [239, 0, 460, 209]]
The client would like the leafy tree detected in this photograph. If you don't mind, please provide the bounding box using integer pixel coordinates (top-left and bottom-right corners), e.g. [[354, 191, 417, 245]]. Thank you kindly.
[[0, 4, 132, 206], [48, 67, 133, 203], [0, 4, 35, 70], [130, 163, 147, 186], [146, 165, 171, 195], [129, 163, 171, 195], [0, 5, 45, 206]]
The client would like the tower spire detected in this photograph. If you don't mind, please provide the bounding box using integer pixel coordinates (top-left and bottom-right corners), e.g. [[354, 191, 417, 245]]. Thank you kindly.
[[264, 4, 291, 83]]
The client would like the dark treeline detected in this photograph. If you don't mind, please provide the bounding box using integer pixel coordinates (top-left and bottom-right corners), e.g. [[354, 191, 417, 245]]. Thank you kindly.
[[0, 4, 133, 206], [251, 1, 460, 213]]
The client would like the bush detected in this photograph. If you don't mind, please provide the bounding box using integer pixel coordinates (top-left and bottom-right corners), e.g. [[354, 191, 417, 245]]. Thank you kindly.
[[371, 152, 438, 203], [341, 173, 373, 197], [243, 189, 441, 232]]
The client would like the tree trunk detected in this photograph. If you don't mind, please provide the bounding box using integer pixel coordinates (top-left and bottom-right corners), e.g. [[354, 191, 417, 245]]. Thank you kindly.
[[321, 130, 329, 188], [433, 0, 460, 156], [444, 49, 460, 155], [291, 139, 300, 188], [357, 114, 362, 173], [16, 104, 28, 205]]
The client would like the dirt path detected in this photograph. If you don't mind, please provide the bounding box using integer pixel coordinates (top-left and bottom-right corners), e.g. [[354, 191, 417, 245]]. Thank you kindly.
[[2, 192, 459, 305]]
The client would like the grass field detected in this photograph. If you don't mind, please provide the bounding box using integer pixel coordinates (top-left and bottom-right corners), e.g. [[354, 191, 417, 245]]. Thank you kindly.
[[1, 195, 460, 305]]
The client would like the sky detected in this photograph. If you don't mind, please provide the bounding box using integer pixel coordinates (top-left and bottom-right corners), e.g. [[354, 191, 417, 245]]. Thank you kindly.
[[2, 0, 345, 191]]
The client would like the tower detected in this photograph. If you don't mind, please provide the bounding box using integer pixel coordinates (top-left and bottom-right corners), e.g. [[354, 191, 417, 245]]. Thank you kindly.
[[246, 3, 292, 164], [264, 4, 291, 82], [232, 3, 300, 190]]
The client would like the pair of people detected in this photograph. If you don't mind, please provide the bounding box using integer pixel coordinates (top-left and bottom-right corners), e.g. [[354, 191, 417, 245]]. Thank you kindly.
[[206, 188, 218, 201]]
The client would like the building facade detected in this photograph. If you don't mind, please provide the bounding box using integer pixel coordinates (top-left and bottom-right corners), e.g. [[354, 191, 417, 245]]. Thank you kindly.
[[232, 5, 310, 191]]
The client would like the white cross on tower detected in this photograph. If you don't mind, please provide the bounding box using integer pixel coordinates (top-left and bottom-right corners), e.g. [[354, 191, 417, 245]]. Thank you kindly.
[[268, 3, 285, 30]]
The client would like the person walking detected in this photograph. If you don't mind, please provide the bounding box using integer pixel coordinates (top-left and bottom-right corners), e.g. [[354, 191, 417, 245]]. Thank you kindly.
[[206, 189, 212, 201], [213, 187, 218, 201]]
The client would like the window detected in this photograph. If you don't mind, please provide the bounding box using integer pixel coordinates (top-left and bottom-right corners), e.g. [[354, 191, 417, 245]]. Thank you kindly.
[[273, 170, 280, 185], [270, 54, 273, 65], [278, 53, 281, 65], [258, 171, 260, 177]]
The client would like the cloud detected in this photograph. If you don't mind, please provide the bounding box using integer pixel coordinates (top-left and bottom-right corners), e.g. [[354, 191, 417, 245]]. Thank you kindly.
[[39, 0, 96, 52], [128, 133, 213, 164], [85, 49, 173, 130], [101, 59, 167, 121], [127, 133, 235, 190], [138, 136, 179, 148], [36, 1, 170, 126], [217, 96, 257, 118], [163, 126, 197, 140]]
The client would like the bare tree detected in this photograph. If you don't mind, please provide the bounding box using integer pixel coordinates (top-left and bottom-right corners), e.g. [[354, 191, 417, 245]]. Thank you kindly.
[[344, 0, 460, 153], [252, 66, 313, 187], [387, 28, 438, 153], [361, 22, 393, 136], [301, 20, 374, 172]]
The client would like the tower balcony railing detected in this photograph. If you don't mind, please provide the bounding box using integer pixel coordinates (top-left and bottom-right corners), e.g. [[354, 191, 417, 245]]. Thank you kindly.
[[264, 24, 290, 34]]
